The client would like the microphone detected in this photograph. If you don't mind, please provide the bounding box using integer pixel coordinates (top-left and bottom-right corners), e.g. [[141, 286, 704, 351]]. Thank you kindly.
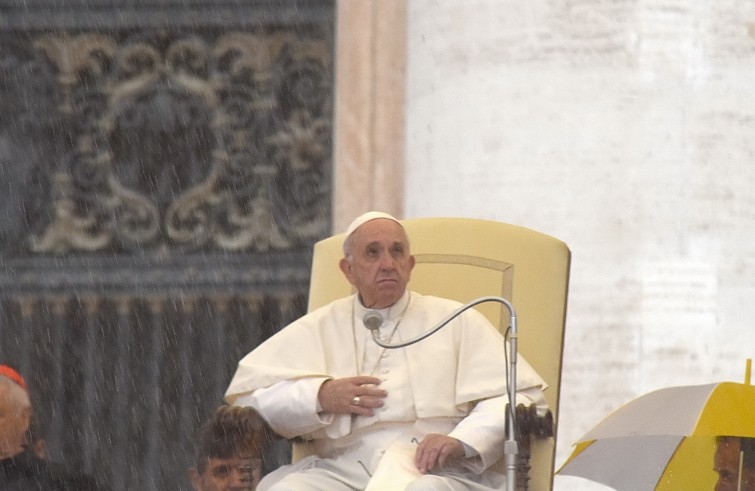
[[362, 310, 384, 332], [368, 296, 517, 352], [365, 296, 520, 491]]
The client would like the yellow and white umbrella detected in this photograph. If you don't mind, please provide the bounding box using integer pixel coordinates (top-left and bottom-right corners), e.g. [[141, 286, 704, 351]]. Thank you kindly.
[[558, 365, 755, 490]]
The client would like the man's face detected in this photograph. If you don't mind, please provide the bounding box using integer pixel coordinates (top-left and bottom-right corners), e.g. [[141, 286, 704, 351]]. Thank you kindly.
[[339, 218, 415, 309], [0, 384, 31, 458], [189, 456, 262, 491], [715, 437, 755, 491]]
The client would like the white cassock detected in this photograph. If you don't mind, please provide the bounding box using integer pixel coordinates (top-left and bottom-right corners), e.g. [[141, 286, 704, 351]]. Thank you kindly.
[[225, 290, 547, 490]]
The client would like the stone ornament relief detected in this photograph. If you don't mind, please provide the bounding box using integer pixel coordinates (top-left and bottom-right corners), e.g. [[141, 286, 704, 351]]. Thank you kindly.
[[1, 30, 332, 255]]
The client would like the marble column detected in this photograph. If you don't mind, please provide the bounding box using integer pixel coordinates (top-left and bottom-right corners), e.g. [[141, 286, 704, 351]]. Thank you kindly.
[[333, 0, 408, 231]]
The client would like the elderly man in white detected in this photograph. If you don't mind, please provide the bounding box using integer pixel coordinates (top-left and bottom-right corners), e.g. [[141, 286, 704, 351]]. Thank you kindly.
[[225, 212, 547, 490]]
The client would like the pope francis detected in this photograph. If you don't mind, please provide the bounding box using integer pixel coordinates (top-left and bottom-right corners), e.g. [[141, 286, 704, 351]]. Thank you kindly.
[[225, 212, 547, 490]]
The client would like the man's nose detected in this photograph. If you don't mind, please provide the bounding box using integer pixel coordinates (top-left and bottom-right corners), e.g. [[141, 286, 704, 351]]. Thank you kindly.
[[378, 253, 395, 269], [227, 469, 252, 489]]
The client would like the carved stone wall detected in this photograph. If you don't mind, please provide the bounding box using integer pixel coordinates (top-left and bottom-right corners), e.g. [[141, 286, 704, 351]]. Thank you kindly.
[[0, 2, 333, 258], [0, 1, 334, 489]]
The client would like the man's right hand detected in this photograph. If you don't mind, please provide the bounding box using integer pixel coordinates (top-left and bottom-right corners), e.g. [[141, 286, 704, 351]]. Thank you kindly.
[[317, 376, 387, 416]]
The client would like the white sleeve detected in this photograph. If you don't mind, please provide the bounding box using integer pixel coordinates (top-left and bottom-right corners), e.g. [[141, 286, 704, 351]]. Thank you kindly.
[[448, 386, 547, 472], [234, 377, 334, 439]]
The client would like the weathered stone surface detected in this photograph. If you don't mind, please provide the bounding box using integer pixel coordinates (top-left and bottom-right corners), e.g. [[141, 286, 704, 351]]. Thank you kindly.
[[405, 1, 755, 488]]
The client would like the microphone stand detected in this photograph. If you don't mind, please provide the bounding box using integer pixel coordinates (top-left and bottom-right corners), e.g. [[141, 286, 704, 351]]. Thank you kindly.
[[369, 296, 519, 491]]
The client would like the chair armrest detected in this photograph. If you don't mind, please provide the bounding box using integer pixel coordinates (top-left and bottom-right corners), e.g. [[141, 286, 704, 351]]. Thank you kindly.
[[514, 403, 555, 490]]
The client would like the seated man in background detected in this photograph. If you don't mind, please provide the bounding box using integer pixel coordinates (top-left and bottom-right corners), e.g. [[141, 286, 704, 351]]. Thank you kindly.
[[225, 211, 547, 490], [715, 436, 755, 491], [189, 405, 268, 491], [0, 364, 101, 490]]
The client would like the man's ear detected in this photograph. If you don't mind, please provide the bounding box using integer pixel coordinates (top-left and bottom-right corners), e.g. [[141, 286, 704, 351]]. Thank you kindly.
[[188, 468, 202, 491], [21, 406, 31, 431], [339, 257, 353, 283]]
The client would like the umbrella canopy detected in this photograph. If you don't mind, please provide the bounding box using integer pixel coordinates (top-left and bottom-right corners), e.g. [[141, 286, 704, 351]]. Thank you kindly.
[[558, 380, 755, 490]]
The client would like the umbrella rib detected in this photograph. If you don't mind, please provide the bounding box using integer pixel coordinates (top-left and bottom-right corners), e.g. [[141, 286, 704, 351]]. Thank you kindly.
[[654, 438, 686, 489]]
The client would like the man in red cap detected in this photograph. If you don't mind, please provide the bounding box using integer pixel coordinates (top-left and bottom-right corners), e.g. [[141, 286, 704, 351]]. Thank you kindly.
[[0, 365, 32, 461], [0, 364, 102, 490]]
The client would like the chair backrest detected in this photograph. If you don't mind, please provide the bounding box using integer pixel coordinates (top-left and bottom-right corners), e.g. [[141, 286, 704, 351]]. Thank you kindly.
[[307, 217, 571, 490]]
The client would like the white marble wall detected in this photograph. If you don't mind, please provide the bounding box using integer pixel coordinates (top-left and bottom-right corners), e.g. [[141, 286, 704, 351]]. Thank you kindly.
[[404, 1, 755, 489]]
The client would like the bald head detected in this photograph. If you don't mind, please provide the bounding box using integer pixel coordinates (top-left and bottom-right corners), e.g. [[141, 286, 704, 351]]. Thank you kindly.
[[0, 375, 32, 458], [0, 374, 30, 414]]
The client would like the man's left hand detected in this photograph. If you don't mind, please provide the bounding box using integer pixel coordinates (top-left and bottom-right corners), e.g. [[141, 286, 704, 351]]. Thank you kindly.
[[414, 433, 464, 474]]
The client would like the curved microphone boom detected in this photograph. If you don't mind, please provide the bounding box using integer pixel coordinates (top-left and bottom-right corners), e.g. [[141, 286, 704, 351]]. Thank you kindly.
[[363, 296, 520, 491]]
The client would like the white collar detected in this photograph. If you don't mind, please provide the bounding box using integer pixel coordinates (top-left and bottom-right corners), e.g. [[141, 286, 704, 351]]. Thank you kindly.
[[354, 289, 411, 323]]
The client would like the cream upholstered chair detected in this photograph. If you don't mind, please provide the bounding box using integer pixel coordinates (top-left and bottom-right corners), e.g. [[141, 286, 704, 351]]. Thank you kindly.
[[304, 217, 571, 490]]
